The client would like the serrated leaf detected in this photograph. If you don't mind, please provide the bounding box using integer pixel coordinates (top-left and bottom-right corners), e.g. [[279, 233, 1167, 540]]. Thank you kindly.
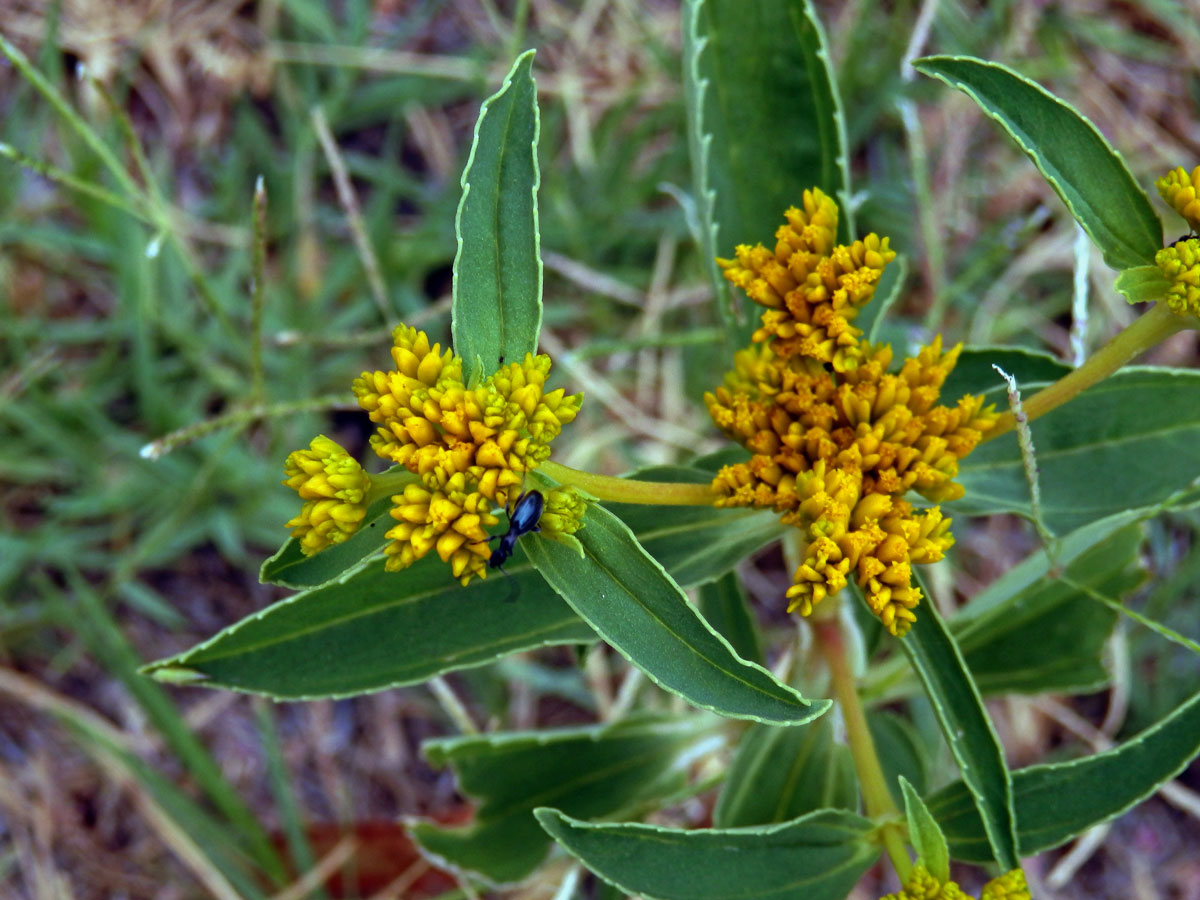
[[955, 520, 1143, 695], [535, 807, 878, 900], [1114, 264, 1171, 305], [143, 556, 594, 699], [607, 465, 787, 588], [697, 573, 765, 666], [901, 580, 1018, 870], [524, 504, 830, 726], [451, 50, 543, 383], [411, 716, 711, 884], [901, 776, 949, 883], [714, 716, 857, 827], [928, 685, 1200, 862], [684, 0, 851, 329], [955, 367, 1200, 534], [914, 56, 1162, 270]]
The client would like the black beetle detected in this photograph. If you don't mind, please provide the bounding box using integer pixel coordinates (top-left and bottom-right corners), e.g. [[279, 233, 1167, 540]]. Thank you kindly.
[[483, 488, 544, 575]]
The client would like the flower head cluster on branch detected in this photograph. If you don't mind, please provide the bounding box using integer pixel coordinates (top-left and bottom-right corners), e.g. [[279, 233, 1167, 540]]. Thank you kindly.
[[879, 865, 1029, 900], [706, 189, 996, 636], [1153, 165, 1200, 318], [283, 326, 583, 585]]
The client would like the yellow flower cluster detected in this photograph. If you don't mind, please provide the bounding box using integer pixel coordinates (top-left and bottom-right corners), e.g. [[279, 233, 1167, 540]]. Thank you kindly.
[[352, 325, 583, 584], [718, 188, 896, 372], [1155, 165, 1200, 233], [707, 197, 995, 636], [282, 435, 373, 555], [880, 865, 1030, 900], [281, 327, 583, 584], [1154, 238, 1200, 317]]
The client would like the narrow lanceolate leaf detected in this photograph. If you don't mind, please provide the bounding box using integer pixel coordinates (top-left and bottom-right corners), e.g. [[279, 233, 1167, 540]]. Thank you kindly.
[[928, 686, 1200, 862], [452, 49, 542, 383], [683, 0, 851, 329], [714, 717, 857, 827], [900, 777, 949, 883], [939, 346, 1070, 402], [524, 504, 830, 726], [901, 580, 1018, 870], [858, 252, 906, 343], [955, 368, 1200, 534], [954, 518, 1143, 695], [142, 556, 593, 699], [1113, 265, 1171, 305], [697, 573, 765, 666], [535, 807, 878, 900], [914, 56, 1161, 270], [412, 716, 712, 885], [261, 481, 411, 589]]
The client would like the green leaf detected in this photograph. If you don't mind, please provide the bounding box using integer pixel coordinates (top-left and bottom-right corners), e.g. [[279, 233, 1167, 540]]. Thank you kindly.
[[868, 710, 930, 801], [858, 253, 907, 343], [901, 776, 949, 883], [684, 0, 851, 328], [714, 717, 857, 827], [412, 716, 711, 884], [913, 56, 1162, 270], [940, 346, 1070, 402], [955, 368, 1200, 534], [524, 504, 829, 726], [607, 465, 787, 588], [1114, 264, 1171, 305], [535, 807, 878, 900], [143, 556, 594, 699], [929, 685, 1200, 862], [954, 517, 1143, 695], [451, 49, 543, 383], [697, 573, 765, 666], [901, 580, 1018, 870], [260, 479, 413, 589]]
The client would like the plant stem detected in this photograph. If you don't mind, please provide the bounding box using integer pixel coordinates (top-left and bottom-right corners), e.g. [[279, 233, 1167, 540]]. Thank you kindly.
[[813, 613, 912, 881], [984, 303, 1189, 442], [539, 460, 718, 506]]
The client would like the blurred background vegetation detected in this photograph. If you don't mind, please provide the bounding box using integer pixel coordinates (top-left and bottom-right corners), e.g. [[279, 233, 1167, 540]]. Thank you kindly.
[[1, 1, 1199, 897]]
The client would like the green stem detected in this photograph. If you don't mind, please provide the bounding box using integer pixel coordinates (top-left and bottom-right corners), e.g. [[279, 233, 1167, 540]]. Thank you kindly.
[[539, 460, 718, 506], [985, 302, 1189, 442], [813, 612, 912, 882]]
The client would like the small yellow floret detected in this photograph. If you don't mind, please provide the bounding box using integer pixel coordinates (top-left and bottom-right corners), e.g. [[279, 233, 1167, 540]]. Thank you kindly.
[[878, 866, 1030, 900], [880, 865, 970, 900], [282, 435, 372, 555], [540, 487, 587, 537], [1155, 238, 1200, 317], [384, 475, 500, 585], [1156, 165, 1200, 232]]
